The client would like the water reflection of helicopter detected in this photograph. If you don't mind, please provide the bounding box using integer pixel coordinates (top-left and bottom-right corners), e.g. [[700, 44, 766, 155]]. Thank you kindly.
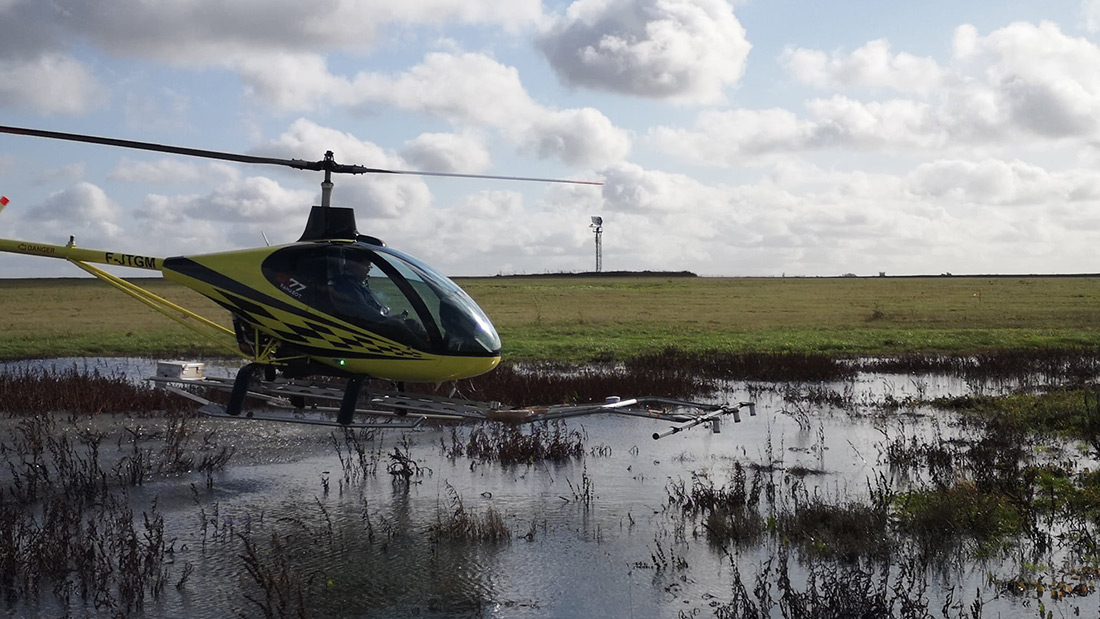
[[0, 125, 755, 436]]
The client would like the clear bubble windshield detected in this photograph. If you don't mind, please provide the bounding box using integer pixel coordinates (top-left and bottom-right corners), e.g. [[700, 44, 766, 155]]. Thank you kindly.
[[371, 245, 502, 355], [261, 242, 500, 356]]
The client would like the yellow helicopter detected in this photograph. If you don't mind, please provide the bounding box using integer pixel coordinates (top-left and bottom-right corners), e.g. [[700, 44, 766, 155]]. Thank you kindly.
[[0, 125, 755, 435]]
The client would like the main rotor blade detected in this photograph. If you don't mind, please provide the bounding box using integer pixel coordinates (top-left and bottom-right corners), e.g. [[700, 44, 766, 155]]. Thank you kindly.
[[0, 125, 323, 171], [376, 169, 603, 185], [0, 125, 603, 186]]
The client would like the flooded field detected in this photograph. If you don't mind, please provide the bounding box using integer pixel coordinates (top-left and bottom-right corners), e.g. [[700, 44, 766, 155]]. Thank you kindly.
[[2, 355, 1100, 617]]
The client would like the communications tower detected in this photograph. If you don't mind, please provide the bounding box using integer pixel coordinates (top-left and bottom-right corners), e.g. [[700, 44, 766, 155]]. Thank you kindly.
[[590, 216, 603, 272]]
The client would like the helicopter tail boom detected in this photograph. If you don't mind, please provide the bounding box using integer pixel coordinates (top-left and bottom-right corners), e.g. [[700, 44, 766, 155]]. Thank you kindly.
[[0, 236, 241, 356], [0, 238, 164, 271]]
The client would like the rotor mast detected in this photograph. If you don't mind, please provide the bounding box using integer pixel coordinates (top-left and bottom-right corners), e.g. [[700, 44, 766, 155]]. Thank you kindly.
[[321, 151, 335, 208]]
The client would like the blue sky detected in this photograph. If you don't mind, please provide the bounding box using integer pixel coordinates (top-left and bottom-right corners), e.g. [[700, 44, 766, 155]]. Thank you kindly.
[[2, 0, 1100, 277]]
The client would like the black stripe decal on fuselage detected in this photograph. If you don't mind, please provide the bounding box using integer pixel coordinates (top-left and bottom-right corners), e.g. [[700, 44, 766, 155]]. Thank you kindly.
[[164, 256, 429, 357]]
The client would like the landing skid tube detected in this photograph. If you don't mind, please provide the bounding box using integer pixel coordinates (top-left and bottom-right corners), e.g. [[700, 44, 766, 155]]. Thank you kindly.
[[148, 364, 757, 437]]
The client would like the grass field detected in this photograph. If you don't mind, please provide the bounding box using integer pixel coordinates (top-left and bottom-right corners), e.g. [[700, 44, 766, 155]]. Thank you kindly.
[[2, 275, 1100, 361]]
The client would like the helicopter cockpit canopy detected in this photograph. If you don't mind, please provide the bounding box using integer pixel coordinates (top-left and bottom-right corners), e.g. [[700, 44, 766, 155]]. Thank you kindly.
[[261, 241, 501, 357]]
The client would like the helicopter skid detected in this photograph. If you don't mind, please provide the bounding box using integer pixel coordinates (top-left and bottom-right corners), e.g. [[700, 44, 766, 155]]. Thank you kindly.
[[149, 375, 489, 429], [148, 372, 757, 438], [192, 401, 425, 429]]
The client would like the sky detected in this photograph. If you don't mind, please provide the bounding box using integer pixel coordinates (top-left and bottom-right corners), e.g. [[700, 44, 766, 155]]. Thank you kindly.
[[2, 1, 1100, 278]]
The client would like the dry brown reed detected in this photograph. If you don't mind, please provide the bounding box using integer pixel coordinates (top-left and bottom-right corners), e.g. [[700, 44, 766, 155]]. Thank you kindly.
[[329, 428, 382, 486], [666, 463, 766, 547], [448, 358, 708, 407], [715, 544, 984, 619], [0, 366, 191, 415], [445, 420, 585, 465], [430, 482, 511, 543], [0, 409, 234, 613], [239, 531, 315, 619], [860, 348, 1100, 384], [627, 347, 854, 382], [387, 436, 429, 484]]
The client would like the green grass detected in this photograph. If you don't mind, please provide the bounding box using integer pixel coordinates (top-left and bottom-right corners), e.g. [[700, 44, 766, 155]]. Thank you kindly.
[[3, 274, 1100, 360], [895, 482, 1027, 551], [933, 388, 1100, 442], [0, 278, 228, 358], [467, 275, 1100, 360]]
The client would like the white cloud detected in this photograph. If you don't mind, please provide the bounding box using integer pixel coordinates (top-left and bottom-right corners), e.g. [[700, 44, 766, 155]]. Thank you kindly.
[[655, 21, 1100, 164], [233, 53, 631, 167], [0, 1, 68, 58], [962, 22, 1100, 138], [906, 158, 1098, 206], [454, 190, 524, 220], [650, 99, 945, 166], [600, 161, 726, 214], [538, 0, 750, 104], [130, 176, 317, 252], [347, 53, 538, 123], [19, 182, 123, 244], [235, 53, 348, 111], [344, 53, 632, 166], [132, 194, 235, 256], [781, 39, 945, 95], [0, 54, 108, 115], [0, 0, 626, 170], [56, 0, 542, 64], [1085, 0, 1100, 33], [647, 108, 812, 165], [124, 89, 191, 132], [520, 107, 632, 166], [0, 0, 546, 128], [133, 177, 309, 225], [557, 158, 1100, 276], [110, 160, 240, 186], [401, 132, 492, 174], [33, 163, 86, 187], [188, 176, 309, 222], [805, 97, 943, 149]]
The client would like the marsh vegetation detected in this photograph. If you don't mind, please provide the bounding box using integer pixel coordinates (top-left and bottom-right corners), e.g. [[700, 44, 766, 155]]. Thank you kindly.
[[0, 350, 1099, 616]]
